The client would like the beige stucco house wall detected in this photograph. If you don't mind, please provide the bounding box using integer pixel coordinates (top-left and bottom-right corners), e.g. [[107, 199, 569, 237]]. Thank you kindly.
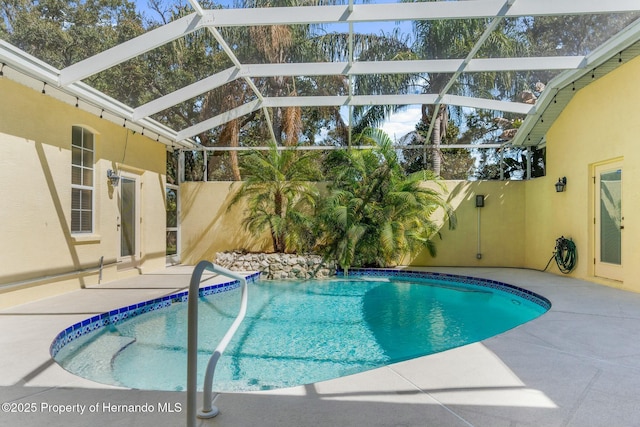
[[0, 77, 168, 308], [523, 53, 640, 292]]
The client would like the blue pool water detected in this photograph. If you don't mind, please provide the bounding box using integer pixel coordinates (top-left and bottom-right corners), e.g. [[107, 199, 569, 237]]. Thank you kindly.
[[53, 273, 548, 392]]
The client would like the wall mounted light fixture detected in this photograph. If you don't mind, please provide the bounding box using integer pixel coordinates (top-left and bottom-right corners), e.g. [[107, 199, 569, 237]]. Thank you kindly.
[[555, 177, 567, 192], [107, 169, 120, 186]]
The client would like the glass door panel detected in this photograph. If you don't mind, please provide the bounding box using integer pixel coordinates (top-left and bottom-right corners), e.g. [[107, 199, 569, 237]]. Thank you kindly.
[[118, 175, 139, 269], [595, 162, 623, 281]]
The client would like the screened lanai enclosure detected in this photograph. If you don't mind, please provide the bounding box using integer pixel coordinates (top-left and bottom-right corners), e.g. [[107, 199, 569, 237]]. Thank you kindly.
[[2, 0, 640, 181]]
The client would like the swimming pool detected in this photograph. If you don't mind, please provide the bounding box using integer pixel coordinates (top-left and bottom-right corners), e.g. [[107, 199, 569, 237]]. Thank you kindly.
[[51, 269, 550, 392]]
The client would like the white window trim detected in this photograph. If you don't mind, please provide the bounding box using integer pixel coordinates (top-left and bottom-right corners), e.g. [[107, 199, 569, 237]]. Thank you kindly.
[[71, 126, 95, 235]]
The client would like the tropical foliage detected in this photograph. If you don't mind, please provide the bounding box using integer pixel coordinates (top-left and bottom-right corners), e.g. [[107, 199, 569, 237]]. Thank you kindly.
[[407, 8, 527, 177], [226, 128, 456, 270], [228, 143, 322, 254], [317, 128, 456, 272], [399, 118, 476, 179]]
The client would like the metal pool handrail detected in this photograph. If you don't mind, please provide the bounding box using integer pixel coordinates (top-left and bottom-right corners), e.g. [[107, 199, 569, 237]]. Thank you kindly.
[[186, 260, 249, 427]]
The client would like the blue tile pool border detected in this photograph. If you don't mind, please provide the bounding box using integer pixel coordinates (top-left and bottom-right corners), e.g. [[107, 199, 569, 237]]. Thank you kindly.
[[50, 268, 550, 359], [49, 272, 261, 358], [340, 268, 552, 311]]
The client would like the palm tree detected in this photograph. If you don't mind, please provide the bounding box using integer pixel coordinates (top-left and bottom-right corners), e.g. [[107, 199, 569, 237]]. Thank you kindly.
[[410, 2, 523, 176], [377, 169, 456, 265], [315, 28, 416, 136], [319, 128, 455, 273], [229, 143, 322, 253], [221, 0, 350, 150]]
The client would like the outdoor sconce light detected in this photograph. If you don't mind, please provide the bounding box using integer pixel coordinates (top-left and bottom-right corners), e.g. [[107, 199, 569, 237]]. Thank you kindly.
[[107, 169, 120, 186], [555, 177, 567, 192], [475, 194, 485, 208]]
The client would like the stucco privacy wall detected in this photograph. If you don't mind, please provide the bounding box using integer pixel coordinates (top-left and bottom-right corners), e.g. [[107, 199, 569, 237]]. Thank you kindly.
[[524, 54, 640, 291], [180, 180, 527, 268], [180, 181, 272, 265], [407, 180, 526, 268], [0, 78, 167, 308]]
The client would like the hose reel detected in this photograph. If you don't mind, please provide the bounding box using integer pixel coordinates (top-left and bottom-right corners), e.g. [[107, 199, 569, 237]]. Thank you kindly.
[[544, 236, 577, 274]]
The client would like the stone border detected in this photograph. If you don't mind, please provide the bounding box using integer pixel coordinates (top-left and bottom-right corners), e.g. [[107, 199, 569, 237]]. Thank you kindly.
[[215, 252, 336, 279]]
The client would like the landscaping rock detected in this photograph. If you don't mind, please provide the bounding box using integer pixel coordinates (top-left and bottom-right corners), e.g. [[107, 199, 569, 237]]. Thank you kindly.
[[214, 251, 336, 280]]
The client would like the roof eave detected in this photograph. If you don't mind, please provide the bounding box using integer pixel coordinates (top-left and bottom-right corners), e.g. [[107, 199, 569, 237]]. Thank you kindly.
[[511, 17, 640, 147]]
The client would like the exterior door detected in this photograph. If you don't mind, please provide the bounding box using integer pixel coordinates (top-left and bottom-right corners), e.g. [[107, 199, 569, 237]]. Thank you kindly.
[[118, 175, 139, 268], [595, 162, 623, 281]]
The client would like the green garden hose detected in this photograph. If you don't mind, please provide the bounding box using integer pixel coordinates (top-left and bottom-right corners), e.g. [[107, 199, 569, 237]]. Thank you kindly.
[[543, 236, 577, 274]]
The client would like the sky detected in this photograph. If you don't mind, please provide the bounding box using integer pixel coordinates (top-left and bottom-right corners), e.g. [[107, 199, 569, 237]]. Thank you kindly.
[[381, 106, 421, 142]]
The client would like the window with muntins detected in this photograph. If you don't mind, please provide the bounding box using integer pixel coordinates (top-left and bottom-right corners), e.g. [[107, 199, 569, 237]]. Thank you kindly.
[[71, 126, 94, 233]]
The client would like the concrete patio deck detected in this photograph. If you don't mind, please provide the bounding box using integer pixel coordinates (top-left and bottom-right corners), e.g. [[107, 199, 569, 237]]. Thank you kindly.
[[1, 266, 640, 427]]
